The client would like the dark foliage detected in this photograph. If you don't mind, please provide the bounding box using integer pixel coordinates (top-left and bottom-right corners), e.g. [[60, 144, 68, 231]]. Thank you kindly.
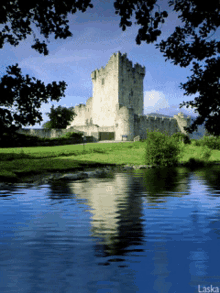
[[0, 64, 66, 137], [0, 131, 83, 148], [172, 132, 191, 144], [0, 0, 93, 55], [45, 105, 76, 129]]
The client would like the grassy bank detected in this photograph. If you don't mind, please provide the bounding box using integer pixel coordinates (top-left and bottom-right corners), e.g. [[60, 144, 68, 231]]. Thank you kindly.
[[1, 140, 220, 182]]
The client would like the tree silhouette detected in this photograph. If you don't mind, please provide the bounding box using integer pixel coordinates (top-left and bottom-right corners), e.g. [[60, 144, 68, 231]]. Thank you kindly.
[[0, 64, 66, 135], [0, 0, 219, 135]]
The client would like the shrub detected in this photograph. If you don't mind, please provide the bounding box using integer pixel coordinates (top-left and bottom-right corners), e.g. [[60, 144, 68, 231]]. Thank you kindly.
[[190, 139, 197, 146], [61, 132, 83, 139], [172, 132, 191, 144], [145, 131, 181, 166], [193, 139, 202, 146], [199, 145, 211, 161], [199, 136, 220, 150], [0, 132, 42, 147]]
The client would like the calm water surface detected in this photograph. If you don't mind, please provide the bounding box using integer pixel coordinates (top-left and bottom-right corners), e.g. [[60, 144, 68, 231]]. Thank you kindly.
[[1, 166, 220, 293]]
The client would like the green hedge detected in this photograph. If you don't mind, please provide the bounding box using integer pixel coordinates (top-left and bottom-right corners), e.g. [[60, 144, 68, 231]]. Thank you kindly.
[[0, 131, 83, 148], [60, 132, 83, 139]]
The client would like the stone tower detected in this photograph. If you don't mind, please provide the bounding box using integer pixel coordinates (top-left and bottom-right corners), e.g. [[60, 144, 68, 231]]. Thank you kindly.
[[91, 51, 145, 128], [118, 52, 145, 115], [67, 52, 191, 141]]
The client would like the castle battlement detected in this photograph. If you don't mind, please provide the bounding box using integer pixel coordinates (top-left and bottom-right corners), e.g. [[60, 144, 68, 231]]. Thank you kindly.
[[91, 51, 145, 81], [75, 103, 86, 108], [119, 52, 145, 75], [134, 64, 145, 75], [91, 52, 119, 81]]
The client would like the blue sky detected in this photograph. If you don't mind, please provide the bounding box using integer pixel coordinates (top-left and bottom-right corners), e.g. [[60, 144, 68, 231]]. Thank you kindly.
[[0, 0, 219, 129]]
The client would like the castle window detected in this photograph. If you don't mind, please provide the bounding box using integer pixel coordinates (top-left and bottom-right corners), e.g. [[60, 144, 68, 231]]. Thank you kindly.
[[102, 78, 104, 85]]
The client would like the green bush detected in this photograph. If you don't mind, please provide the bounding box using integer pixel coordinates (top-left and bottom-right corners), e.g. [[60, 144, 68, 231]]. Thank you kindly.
[[172, 132, 191, 144], [199, 136, 220, 150], [199, 145, 211, 161], [61, 132, 83, 139], [190, 139, 197, 146], [145, 131, 181, 166], [193, 139, 202, 146]]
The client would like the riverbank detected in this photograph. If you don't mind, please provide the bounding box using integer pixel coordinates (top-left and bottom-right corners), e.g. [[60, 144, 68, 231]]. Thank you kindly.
[[2, 161, 220, 186], [1, 141, 220, 184]]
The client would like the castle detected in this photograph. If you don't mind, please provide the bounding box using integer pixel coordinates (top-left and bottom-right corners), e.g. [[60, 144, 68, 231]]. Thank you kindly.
[[67, 51, 191, 141]]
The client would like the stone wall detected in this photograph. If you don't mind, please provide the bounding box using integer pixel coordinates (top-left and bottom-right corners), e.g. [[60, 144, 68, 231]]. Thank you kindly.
[[16, 128, 83, 139], [98, 126, 115, 132], [71, 99, 93, 126], [133, 113, 190, 140], [69, 125, 100, 141], [135, 115, 178, 139]]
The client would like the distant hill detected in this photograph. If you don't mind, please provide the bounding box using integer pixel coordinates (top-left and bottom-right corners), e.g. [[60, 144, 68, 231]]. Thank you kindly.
[[146, 112, 173, 118]]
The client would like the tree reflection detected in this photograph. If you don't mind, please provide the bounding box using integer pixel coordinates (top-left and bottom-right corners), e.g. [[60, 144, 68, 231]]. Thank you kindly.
[[140, 167, 190, 200]]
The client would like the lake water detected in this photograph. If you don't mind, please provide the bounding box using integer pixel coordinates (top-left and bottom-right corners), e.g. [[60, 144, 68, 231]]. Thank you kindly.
[[1, 166, 220, 293]]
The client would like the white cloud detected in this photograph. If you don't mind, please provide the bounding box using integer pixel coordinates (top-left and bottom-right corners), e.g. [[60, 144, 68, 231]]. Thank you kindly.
[[144, 90, 169, 114]]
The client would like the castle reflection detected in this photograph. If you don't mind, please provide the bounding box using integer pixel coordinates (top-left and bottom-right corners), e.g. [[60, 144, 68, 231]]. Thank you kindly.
[[64, 167, 191, 256]]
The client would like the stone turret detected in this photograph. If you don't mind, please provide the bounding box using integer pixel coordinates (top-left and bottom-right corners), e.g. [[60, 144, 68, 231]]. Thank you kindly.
[[174, 112, 191, 135]]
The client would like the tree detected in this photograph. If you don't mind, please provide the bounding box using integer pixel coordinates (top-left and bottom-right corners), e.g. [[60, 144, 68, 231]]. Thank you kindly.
[[45, 105, 76, 129], [0, 64, 66, 136], [42, 121, 53, 129], [0, 0, 219, 134]]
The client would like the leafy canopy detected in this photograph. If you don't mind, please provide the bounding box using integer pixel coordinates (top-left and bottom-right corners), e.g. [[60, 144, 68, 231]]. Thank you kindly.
[[45, 105, 76, 129], [0, 0, 219, 135], [145, 131, 181, 166], [0, 64, 66, 134]]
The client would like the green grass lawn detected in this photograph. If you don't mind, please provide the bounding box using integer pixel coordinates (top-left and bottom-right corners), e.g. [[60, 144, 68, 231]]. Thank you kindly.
[[1, 141, 220, 182]]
